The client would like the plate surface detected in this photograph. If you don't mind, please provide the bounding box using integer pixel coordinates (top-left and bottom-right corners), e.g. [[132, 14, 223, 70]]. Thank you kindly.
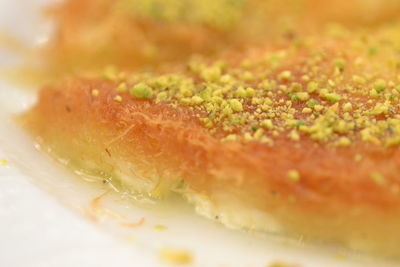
[[0, 1, 398, 266]]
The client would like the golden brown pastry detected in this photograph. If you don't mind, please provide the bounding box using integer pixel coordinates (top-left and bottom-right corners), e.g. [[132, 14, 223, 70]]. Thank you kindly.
[[23, 19, 400, 257], [40, 0, 400, 76]]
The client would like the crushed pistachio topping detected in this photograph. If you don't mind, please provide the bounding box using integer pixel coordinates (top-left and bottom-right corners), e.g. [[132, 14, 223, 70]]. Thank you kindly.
[[103, 65, 118, 81], [287, 170, 300, 181], [371, 172, 386, 186], [118, 0, 245, 29], [229, 99, 243, 112], [336, 137, 351, 146], [130, 83, 153, 99], [114, 95, 123, 102], [116, 82, 127, 93], [91, 89, 99, 97], [105, 21, 400, 149]]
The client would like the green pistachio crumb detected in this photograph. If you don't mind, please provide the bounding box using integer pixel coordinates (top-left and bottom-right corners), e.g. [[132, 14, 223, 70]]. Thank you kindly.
[[201, 66, 221, 82], [156, 92, 168, 102], [130, 83, 153, 99], [336, 137, 351, 146], [352, 75, 366, 85], [333, 58, 346, 71], [254, 128, 264, 139], [307, 98, 318, 108], [261, 119, 274, 130], [369, 45, 378, 56], [374, 79, 387, 93], [325, 93, 342, 103], [291, 83, 302, 92], [103, 65, 118, 81], [260, 80, 273, 91], [235, 87, 247, 98], [116, 83, 127, 93], [91, 89, 99, 97], [287, 170, 300, 181], [114, 95, 123, 102], [221, 134, 237, 142], [369, 89, 379, 98], [191, 96, 204, 105], [342, 103, 352, 112], [296, 92, 309, 101], [278, 70, 292, 81], [229, 99, 243, 112], [307, 81, 318, 93], [314, 105, 324, 112], [371, 172, 386, 186]]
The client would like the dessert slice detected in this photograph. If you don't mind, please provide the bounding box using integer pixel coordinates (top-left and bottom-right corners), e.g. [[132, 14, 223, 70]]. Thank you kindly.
[[23, 22, 400, 257], [41, 0, 400, 76]]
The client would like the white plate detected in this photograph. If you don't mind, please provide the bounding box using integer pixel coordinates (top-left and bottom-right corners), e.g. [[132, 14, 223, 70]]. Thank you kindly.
[[0, 1, 398, 266]]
